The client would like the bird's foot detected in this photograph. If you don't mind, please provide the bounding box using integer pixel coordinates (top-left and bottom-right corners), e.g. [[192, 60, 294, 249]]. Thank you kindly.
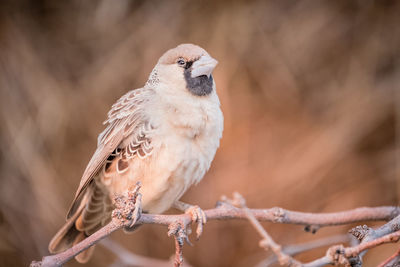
[[112, 182, 142, 228], [168, 220, 193, 246], [173, 201, 207, 240], [185, 205, 207, 239], [129, 191, 142, 227]]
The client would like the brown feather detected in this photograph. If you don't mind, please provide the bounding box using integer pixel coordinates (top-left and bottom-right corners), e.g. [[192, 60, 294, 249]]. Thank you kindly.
[[158, 43, 207, 64], [67, 87, 153, 218], [49, 181, 112, 264], [48, 193, 88, 253], [79, 182, 112, 235], [117, 158, 129, 173]]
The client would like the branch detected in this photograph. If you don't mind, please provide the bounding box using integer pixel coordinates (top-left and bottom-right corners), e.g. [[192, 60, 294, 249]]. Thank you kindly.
[[344, 230, 400, 258], [307, 229, 400, 267], [30, 187, 400, 267], [30, 183, 143, 267], [353, 214, 400, 243], [255, 235, 350, 267], [378, 247, 400, 267], [223, 192, 300, 266], [349, 214, 400, 264], [173, 232, 184, 267], [100, 239, 189, 267], [302, 215, 400, 267], [138, 205, 399, 228], [219, 193, 400, 267], [30, 220, 122, 267]]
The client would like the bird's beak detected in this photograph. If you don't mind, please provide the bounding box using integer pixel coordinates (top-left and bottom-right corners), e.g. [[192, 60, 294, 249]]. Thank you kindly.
[[191, 54, 218, 78]]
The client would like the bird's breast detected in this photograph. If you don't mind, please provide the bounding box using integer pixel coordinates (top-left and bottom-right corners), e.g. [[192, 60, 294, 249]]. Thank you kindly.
[[148, 94, 223, 188], [115, 92, 223, 213]]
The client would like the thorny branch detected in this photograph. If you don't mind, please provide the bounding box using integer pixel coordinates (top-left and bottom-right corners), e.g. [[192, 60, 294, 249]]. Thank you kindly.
[[30, 186, 400, 267]]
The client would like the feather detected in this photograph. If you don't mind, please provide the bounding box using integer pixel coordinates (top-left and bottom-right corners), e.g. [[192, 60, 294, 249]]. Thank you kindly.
[[67, 87, 154, 218]]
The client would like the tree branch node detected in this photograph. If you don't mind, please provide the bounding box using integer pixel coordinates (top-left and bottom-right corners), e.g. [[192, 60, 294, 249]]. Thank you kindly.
[[349, 225, 372, 242], [272, 207, 286, 223], [111, 182, 142, 227], [327, 245, 351, 266], [304, 225, 320, 234]]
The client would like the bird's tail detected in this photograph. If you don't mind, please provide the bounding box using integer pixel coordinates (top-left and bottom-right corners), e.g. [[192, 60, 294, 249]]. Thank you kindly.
[[48, 182, 113, 263]]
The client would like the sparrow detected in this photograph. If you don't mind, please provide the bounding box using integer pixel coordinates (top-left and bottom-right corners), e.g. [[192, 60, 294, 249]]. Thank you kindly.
[[48, 44, 223, 263]]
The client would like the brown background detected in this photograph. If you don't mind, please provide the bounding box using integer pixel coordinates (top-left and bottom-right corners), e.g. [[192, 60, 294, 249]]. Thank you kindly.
[[0, 0, 399, 266]]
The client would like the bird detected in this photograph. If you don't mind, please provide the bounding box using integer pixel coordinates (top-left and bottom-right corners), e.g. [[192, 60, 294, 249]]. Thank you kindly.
[[48, 44, 224, 263]]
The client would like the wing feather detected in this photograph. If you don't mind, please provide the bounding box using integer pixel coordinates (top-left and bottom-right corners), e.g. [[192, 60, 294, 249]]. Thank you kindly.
[[67, 87, 153, 218]]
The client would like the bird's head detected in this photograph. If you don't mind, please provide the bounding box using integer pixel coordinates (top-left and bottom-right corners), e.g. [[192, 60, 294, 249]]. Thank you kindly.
[[147, 44, 218, 96]]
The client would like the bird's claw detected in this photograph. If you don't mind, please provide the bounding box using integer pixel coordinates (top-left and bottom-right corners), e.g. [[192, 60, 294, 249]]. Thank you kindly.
[[185, 205, 207, 240], [129, 193, 142, 227], [168, 220, 193, 246], [112, 182, 142, 228]]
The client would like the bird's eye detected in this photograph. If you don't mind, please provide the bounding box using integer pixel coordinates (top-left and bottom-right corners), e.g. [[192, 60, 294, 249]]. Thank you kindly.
[[177, 58, 186, 67]]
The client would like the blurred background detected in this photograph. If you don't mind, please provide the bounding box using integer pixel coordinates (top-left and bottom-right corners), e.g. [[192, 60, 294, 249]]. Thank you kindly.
[[0, 0, 399, 266]]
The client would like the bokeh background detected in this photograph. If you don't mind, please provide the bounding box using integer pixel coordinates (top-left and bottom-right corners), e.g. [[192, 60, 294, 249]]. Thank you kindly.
[[0, 0, 399, 266]]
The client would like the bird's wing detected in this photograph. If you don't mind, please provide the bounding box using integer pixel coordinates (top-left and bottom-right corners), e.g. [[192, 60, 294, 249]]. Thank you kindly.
[[67, 87, 153, 218]]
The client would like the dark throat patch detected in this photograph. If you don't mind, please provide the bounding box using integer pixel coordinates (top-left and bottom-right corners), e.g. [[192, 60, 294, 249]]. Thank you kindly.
[[184, 68, 214, 96]]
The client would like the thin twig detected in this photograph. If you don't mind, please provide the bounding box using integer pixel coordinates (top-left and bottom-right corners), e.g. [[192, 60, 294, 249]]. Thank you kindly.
[[302, 214, 400, 267], [256, 234, 350, 267], [225, 192, 300, 266], [302, 255, 333, 267], [359, 215, 400, 243], [345, 230, 400, 258], [381, 248, 400, 267], [350, 214, 400, 264], [31, 183, 143, 267], [30, 219, 122, 266], [377, 247, 400, 267], [101, 239, 177, 267], [173, 234, 184, 267], [302, 230, 400, 267]]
